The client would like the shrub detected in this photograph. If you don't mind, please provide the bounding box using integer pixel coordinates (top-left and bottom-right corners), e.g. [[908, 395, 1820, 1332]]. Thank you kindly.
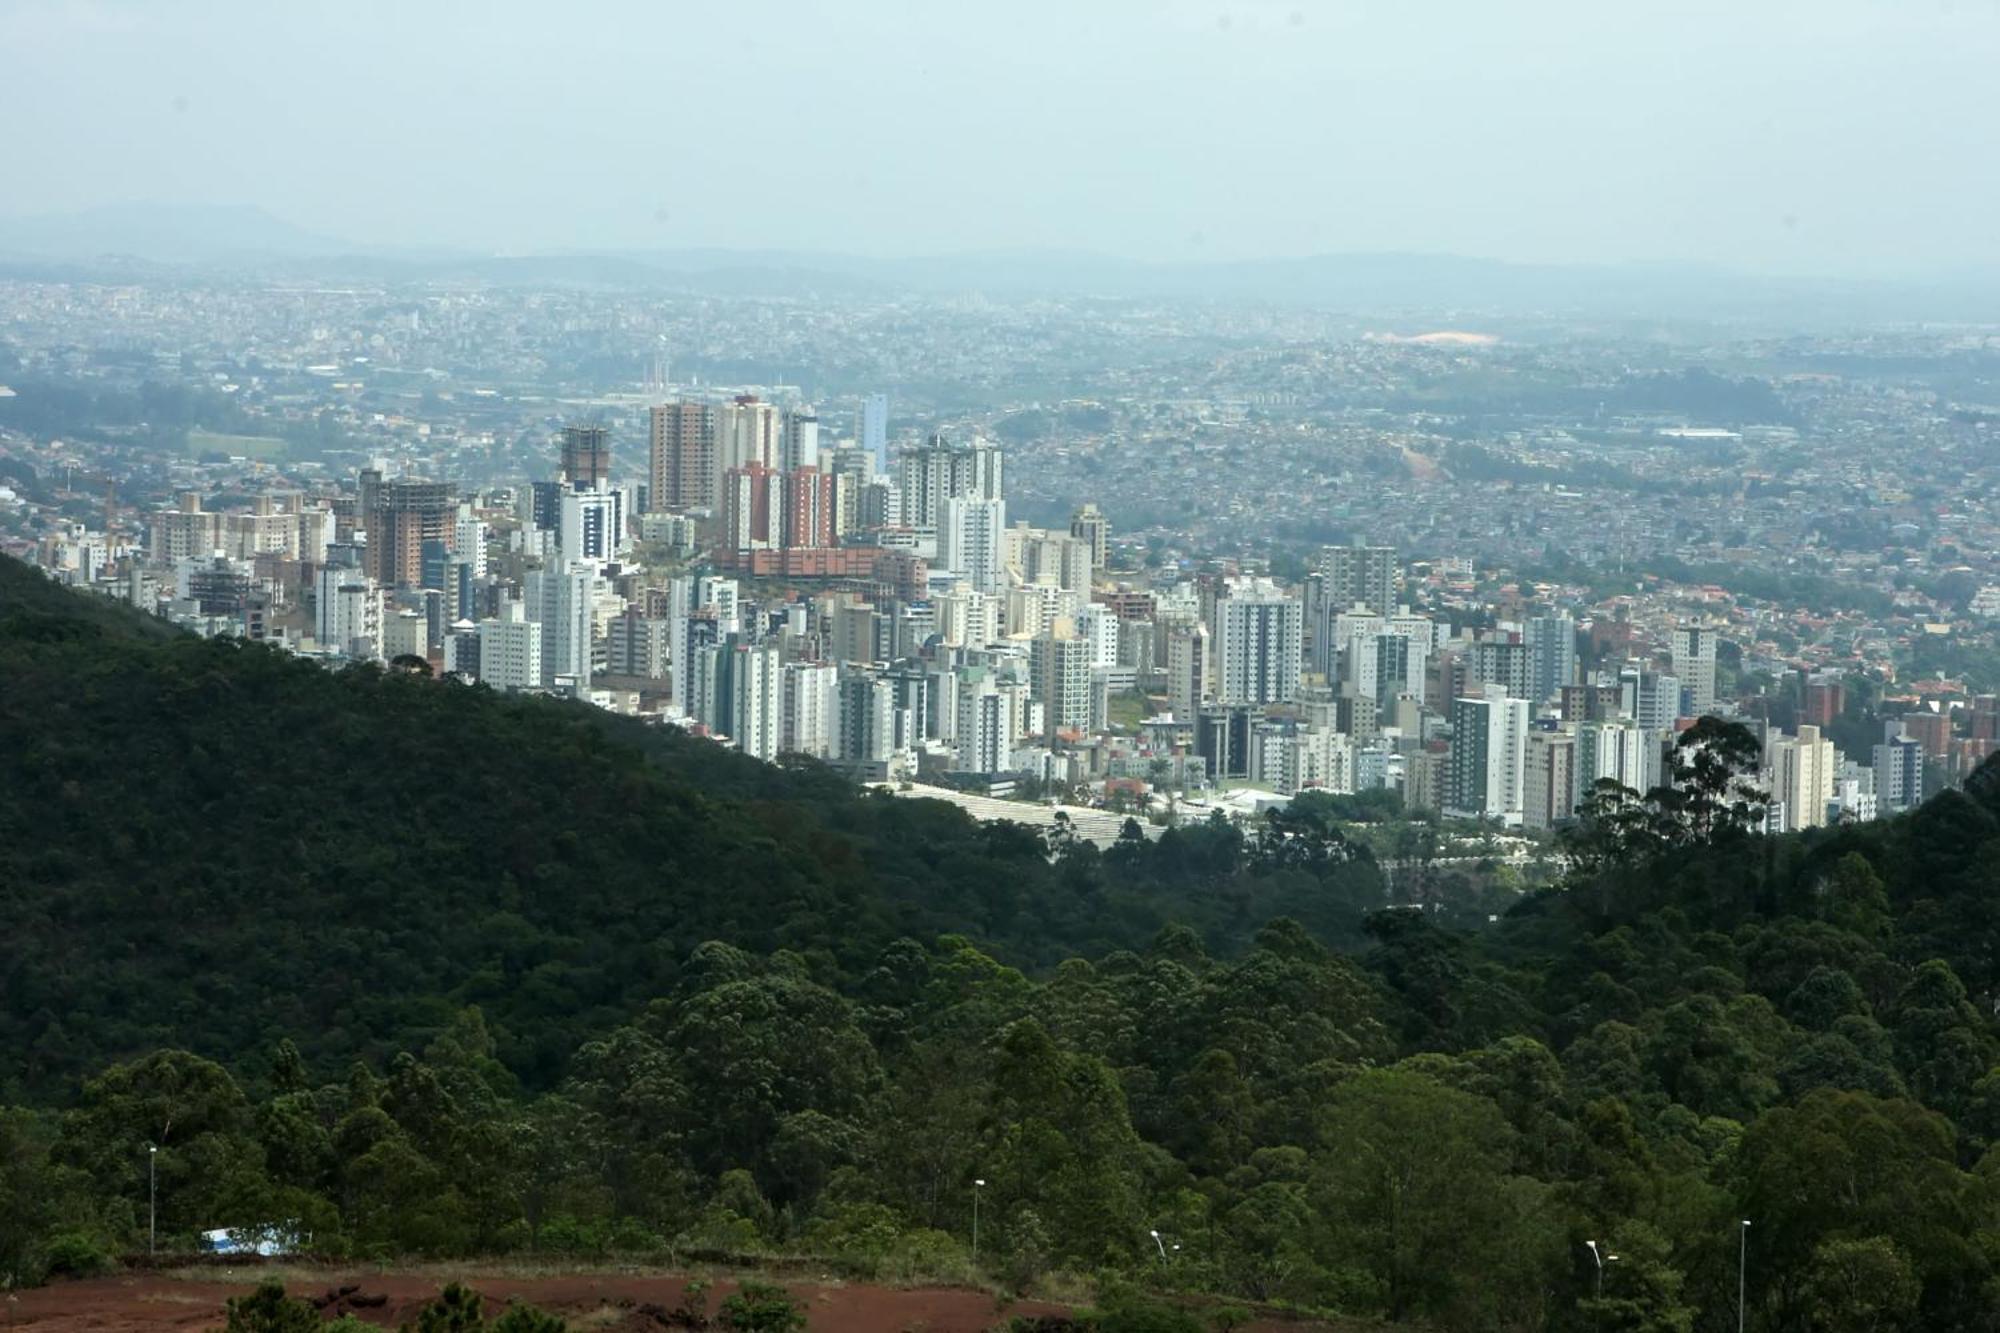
[[388, 1286, 568, 1333], [716, 1281, 807, 1332], [38, 1232, 112, 1281], [1095, 1296, 1203, 1333], [218, 1281, 321, 1333], [673, 1278, 712, 1327], [490, 1306, 567, 1333], [401, 1283, 486, 1332]]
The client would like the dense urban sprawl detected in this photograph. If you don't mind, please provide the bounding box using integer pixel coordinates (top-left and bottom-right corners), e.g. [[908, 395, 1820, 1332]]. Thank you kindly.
[[5, 277, 1998, 849]]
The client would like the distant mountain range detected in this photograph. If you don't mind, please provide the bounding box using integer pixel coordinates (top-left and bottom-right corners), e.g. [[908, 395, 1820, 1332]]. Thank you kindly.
[[3, 201, 1997, 322], [0, 202, 355, 264]]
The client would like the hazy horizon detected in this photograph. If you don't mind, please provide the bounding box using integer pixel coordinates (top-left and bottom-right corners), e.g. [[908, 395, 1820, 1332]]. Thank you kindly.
[[6, 0, 1999, 278]]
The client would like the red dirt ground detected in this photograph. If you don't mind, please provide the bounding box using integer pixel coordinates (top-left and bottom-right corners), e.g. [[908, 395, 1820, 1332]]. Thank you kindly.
[[3, 1270, 1056, 1332], [0, 1268, 1334, 1332]]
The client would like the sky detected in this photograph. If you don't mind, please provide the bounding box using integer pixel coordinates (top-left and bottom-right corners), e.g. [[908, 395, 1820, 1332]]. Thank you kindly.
[[3, 0, 1998, 276]]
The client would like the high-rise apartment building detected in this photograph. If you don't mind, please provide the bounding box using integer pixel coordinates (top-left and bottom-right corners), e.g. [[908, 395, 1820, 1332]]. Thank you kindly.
[[721, 463, 784, 552], [1010, 528, 1093, 599], [1765, 724, 1836, 831], [938, 496, 1008, 594], [1214, 578, 1302, 706], [648, 401, 715, 512], [558, 487, 625, 565], [1446, 684, 1528, 824], [1069, 503, 1110, 570], [1030, 631, 1093, 743], [835, 667, 898, 765], [559, 424, 611, 488], [1900, 710, 1951, 759], [605, 609, 671, 680], [780, 409, 820, 473], [477, 616, 542, 692], [1621, 666, 1683, 732], [525, 564, 598, 687], [1525, 614, 1578, 705], [1004, 581, 1079, 639], [314, 564, 382, 659], [697, 638, 783, 761], [1470, 638, 1532, 701], [1369, 632, 1428, 711], [830, 597, 883, 666], [781, 662, 839, 759], [953, 664, 1027, 774], [148, 493, 223, 566], [1803, 673, 1846, 729], [860, 393, 889, 475], [1972, 695, 2000, 744], [1166, 622, 1210, 722], [1073, 603, 1121, 669], [935, 585, 999, 649], [781, 467, 834, 550], [1247, 723, 1354, 797], [714, 395, 782, 500], [1575, 719, 1659, 803], [1874, 727, 1925, 815], [1522, 729, 1577, 831], [1671, 624, 1720, 717], [897, 435, 1003, 528], [364, 479, 456, 589], [1561, 682, 1625, 723], [1318, 543, 1398, 616], [453, 508, 486, 578]]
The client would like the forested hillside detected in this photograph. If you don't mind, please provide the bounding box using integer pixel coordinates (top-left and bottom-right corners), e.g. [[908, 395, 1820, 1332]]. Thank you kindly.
[[7, 556, 2000, 1332], [0, 556, 1385, 1099]]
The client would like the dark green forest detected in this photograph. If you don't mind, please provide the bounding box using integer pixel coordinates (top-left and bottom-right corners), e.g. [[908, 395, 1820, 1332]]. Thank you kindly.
[[7, 556, 2000, 1333]]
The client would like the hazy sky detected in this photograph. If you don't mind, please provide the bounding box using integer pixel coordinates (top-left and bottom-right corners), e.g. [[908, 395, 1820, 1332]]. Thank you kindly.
[[4, 0, 1998, 275]]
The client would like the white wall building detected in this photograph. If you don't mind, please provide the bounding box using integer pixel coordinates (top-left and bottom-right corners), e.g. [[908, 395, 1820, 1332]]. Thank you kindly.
[[1215, 577, 1302, 706], [936, 585, 1000, 649], [1446, 684, 1528, 824], [1030, 631, 1093, 743], [1005, 580, 1078, 638], [557, 488, 626, 565], [1074, 602, 1122, 669], [1167, 623, 1210, 722], [953, 664, 1029, 773], [716, 640, 783, 761], [477, 616, 543, 692], [1671, 625, 1720, 717], [1250, 726, 1354, 796], [1575, 718, 1660, 804], [526, 564, 599, 686], [453, 508, 487, 577], [1765, 724, 1837, 831], [937, 496, 1007, 594], [782, 661, 839, 759], [315, 565, 382, 660]]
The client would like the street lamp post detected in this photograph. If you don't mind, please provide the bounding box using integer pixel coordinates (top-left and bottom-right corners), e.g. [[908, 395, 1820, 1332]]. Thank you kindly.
[[972, 1179, 985, 1266], [1585, 1240, 1622, 1312], [1738, 1219, 1752, 1333], [147, 1145, 158, 1258], [1149, 1229, 1168, 1262]]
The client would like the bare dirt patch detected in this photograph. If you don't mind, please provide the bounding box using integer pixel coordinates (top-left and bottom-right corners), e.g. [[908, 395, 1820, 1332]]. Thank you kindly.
[[2, 1266, 1345, 1332], [4, 1269, 1057, 1333]]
